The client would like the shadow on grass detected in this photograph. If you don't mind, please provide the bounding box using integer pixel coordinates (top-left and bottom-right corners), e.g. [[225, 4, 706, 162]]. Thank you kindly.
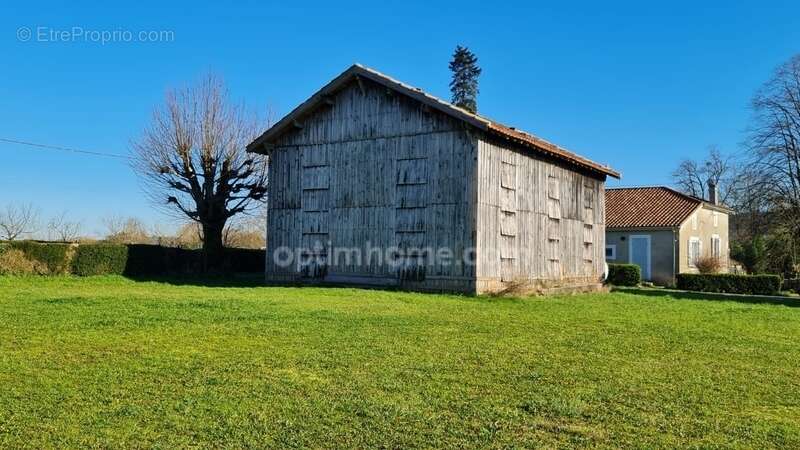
[[117, 275, 583, 305], [616, 287, 800, 308], [121, 275, 416, 293], [122, 275, 494, 303], [124, 273, 266, 288]]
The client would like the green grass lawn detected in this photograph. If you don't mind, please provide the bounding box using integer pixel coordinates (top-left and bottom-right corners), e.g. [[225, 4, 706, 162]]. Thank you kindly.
[[1, 276, 799, 448]]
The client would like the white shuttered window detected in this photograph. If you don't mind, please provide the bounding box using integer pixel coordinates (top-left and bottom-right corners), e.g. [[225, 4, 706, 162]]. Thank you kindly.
[[689, 237, 701, 267]]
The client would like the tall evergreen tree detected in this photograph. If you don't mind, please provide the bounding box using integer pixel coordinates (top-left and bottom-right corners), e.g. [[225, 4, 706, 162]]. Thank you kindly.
[[449, 45, 482, 113]]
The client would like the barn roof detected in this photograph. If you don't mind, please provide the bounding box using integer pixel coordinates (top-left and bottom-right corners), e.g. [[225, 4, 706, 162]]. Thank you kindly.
[[247, 64, 620, 179], [605, 186, 705, 228]]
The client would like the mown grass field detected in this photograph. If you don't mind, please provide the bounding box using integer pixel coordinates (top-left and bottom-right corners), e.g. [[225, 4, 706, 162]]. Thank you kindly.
[[1, 276, 799, 448]]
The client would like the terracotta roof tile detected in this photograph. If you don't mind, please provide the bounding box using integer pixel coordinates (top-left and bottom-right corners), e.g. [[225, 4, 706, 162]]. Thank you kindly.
[[605, 186, 701, 228], [486, 122, 620, 178]]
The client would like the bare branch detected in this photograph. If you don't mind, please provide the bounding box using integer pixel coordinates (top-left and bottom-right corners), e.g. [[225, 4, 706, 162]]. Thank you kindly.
[[101, 215, 150, 244], [0, 203, 40, 241], [742, 53, 800, 274], [671, 145, 743, 207], [47, 211, 82, 242]]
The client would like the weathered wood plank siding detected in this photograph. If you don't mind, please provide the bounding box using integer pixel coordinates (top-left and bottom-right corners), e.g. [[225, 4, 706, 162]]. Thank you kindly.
[[475, 136, 606, 292], [264, 73, 609, 294], [265, 78, 478, 291]]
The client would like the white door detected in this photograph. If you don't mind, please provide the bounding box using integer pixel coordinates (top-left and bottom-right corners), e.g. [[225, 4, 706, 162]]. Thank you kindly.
[[629, 235, 651, 280]]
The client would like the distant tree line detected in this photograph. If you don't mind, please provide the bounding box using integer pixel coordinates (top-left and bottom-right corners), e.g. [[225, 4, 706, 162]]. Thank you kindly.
[[0, 203, 83, 243], [0, 203, 265, 250]]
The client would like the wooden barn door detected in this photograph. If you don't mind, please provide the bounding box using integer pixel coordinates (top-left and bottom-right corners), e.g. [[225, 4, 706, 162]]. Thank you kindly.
[[499, 158, 517, 282]]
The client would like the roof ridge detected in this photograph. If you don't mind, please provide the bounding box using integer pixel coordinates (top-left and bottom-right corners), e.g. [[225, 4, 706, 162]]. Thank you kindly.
[[608, 185, 679, 190], [608, 185, 704, 201], [247, 64, 620, 178], [605, 185, 705, 228], [354, 65, 620, 178]]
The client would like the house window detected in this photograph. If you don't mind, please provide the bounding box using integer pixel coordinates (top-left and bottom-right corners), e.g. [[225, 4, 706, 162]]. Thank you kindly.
[[712, 212, 718, 227], [711, 235, 721, 258], [605, 244, 616, 260], [689, 237, 701, 267]]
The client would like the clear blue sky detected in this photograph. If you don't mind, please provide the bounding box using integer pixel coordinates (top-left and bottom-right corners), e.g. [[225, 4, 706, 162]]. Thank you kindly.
[[2, 1, 798, 235]]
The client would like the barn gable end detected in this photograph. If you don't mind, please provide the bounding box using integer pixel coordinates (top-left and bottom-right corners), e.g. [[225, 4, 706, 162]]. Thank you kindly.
[[265, 77, 479, 292]]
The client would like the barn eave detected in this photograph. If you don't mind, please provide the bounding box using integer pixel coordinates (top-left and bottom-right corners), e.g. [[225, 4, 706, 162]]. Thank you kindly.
[[246, 64, 620, 180]]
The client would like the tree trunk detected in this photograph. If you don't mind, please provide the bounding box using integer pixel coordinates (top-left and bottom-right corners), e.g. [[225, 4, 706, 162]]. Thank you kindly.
[[202, 221, 225, 272]]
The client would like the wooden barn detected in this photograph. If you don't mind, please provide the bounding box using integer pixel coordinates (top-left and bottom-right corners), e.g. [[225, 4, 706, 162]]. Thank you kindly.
[[247, 64, 620, 294]]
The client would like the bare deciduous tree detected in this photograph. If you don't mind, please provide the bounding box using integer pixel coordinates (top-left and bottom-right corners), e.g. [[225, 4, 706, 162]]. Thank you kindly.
[[101, 214, 125, 238], [749, 55, 800, 222], [131, 74, 268, 268], [672, 146, 740, 205], [175, 222, 204, 249], [101, 215, 150, 244], [0, 203, 39, 241], [47, 211, 82, 242], [223, 209, 266, 249], [744, 54, 800, 274], [167, 218, 265, 250]]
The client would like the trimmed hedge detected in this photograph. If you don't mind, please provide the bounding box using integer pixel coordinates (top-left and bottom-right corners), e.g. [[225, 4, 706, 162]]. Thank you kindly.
[[8, 241, 72, 274], [124, 244, 202, 276], [123, 245, 264, 276], [71, 244, 128, 276], [782, 278, 800, 293], [676, 273, 782, 296], [0, 241, 266, 276], [607, 263, 641, 286], [224, 248, 265, 274]]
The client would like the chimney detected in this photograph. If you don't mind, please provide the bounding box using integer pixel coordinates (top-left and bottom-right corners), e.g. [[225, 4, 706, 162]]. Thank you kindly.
[[708, 180, 718, 205]]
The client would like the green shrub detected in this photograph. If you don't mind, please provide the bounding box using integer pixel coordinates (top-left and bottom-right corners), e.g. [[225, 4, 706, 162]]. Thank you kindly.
[[8, 241, 72, 274], [730, 238, 767, 275], [676, 273, 782, 296], [71, 244, 128, 276], [607, 264, 641, 286]]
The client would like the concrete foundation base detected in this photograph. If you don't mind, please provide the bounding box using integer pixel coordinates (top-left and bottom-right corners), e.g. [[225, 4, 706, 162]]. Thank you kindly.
[[265, 272, 605, 296], [475, 276, 607, 296]]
